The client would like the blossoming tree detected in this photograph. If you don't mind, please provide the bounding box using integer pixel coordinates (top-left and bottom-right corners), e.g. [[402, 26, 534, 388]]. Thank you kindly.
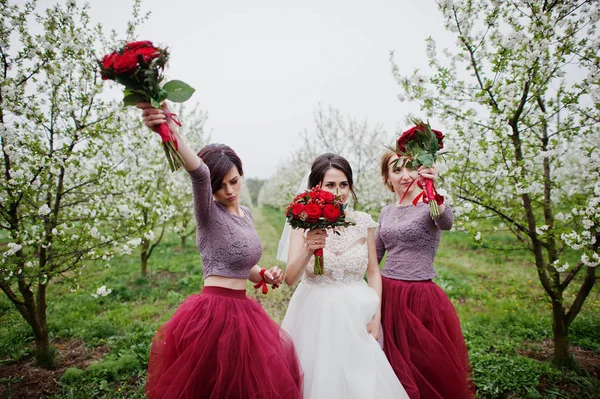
[[0, 1, 144, 365], [115, 114, 177, 276], [165, 104, 209, 248], [259, 105, 394, 212], [392, 0, 599, 366], [122, 104, 211, 271]]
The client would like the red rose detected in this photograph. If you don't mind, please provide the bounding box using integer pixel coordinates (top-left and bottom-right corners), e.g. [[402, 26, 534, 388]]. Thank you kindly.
[[102, 51, 118, 70], [397, 125, 424, 153], [305, 203, 322, 222], [322, 204, 341, 222], [134, 47, 161, 63], [124, 40, 155, 51], [291, 203, 305, 217], [432, 128, 444, 149], [318, 190, 335, 202], [397, 124, 444, 153], [112, 52, 138, 74]]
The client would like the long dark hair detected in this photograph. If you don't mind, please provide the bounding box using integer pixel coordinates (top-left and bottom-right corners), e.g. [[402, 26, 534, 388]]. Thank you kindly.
[[197, 144, 243, 194], [308, 153, 357, 203]]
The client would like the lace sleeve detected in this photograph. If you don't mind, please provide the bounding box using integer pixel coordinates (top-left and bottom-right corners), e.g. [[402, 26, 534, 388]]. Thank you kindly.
[[187, 161, 216, 226], [365, 213, 378, 229], [375, 208, 388, 264], [434, 205, 454, 230]]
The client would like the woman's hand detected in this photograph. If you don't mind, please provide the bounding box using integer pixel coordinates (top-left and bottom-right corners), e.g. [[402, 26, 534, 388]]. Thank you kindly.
[[305, 229, 327, 253], [367, 315, 381, 340], [418, 164, 446, 215], [418, 165, 438, 181], [265, 266, 284, 285], [136, 102, 179, 134]]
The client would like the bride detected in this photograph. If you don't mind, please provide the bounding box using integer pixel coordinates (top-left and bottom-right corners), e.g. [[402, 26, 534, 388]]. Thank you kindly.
[[279, 153, 408, 399]]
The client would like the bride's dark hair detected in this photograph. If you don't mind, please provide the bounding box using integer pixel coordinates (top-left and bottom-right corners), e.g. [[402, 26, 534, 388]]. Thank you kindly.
[[308, 153, 358, 204]]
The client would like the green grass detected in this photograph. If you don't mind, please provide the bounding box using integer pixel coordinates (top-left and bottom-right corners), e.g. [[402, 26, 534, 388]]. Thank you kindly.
[[0, 206, 599, 398]]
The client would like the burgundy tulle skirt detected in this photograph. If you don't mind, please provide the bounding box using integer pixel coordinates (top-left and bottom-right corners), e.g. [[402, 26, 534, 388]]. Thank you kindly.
[[381, 277, 475, 399], [146, 286, 303, 399]]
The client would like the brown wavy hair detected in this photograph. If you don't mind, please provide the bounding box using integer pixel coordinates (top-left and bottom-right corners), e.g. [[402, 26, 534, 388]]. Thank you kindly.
[[380, 151, 398, 193], [197, 144, 243, 194]]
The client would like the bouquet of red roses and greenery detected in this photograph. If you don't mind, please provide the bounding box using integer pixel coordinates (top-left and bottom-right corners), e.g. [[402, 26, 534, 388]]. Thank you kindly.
[[393, 118, 445, 219], [285, 186, 355, 275], [99, 40, 195, 171]]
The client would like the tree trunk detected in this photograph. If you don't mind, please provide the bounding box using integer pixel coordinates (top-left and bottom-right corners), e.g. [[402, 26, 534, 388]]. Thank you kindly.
[[551, 298, 570, 367], [15, 282, 53, 367], [180, 236, 186, 248], [33, 323, 52, 367], [141, 239, 149, 276], [35, 283, 52, 366]]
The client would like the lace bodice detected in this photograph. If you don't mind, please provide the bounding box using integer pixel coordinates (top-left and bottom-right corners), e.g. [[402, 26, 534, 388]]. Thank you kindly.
[[376, 203, 453, 281], [187, 164, 262, 279], [303, 211, 378, 286]]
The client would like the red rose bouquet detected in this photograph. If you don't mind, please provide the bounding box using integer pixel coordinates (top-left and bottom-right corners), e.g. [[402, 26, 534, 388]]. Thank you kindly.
[[285, 186, 355, 275], [393, 119, 445, 218], [99, 41, 195, 171]]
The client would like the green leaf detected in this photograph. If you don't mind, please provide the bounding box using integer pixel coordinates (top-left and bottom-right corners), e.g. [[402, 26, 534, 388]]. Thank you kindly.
[[417, 152, 434, 167], [163, 80, 195, 102], [430, 137, 439, 154], [150, 97, 161, 109], [123, 88, 148, 97], [123, 93, 147, 107], [156, 89, 169, 103]]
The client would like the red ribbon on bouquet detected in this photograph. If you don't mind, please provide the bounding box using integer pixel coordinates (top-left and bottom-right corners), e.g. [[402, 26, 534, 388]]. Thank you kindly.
[[416, 179, 444, 206], [313, 248, 324, 275], [399, 178, 444, 207], [155, 112, 182, 150]]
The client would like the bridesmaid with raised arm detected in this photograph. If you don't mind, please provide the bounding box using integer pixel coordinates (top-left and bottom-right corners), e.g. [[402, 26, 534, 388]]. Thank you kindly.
[[138, 102, 303, 399], [376, 151, 475, 399]]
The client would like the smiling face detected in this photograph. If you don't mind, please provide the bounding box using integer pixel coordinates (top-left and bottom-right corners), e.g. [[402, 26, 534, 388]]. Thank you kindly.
[[212, 166, 242, 208], [320, 167, 351, 203], [387, 157, 419, 199]]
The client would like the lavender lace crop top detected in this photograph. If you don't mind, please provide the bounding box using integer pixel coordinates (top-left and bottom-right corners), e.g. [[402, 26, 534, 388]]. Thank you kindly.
[[187, 162, 262, 279]]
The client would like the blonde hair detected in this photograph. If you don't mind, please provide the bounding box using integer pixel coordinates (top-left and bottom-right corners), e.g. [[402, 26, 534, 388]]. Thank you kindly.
[[380, 151, 398, 193]]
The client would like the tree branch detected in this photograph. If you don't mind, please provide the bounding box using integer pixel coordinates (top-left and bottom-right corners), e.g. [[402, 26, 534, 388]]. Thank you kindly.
[[455, 193, 529, 234], [565, 265, 596, 327], [147, 226, 166, 259], [452, 6, 500, 111]]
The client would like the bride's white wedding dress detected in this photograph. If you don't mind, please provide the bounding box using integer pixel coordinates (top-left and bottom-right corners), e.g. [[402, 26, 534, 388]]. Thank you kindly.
[[281, 211, 409, 399]]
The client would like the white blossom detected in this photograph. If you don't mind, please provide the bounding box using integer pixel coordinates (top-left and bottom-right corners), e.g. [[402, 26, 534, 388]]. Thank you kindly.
[[128, 238, 142, 247], [553, 260, 569, 273], [581, 253, 600, 267], [3, 243, 22, 257], [38, 204, 52, 216], [144, 230, 155, 241], [91, 285, 112, 298]]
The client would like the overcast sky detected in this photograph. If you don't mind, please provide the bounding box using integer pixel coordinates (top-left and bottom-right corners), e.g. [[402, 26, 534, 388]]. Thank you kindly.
[[34, 0, 456, 178]]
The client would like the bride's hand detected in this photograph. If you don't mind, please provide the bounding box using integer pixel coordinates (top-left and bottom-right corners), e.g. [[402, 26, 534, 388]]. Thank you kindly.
[[367, 317, 381, 340], [136, 102, 179, 134], [305, 229, 326, 253]]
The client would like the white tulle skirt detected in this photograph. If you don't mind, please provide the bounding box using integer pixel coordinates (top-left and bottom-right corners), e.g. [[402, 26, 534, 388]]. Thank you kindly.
[[281, 280, 409, 399]]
